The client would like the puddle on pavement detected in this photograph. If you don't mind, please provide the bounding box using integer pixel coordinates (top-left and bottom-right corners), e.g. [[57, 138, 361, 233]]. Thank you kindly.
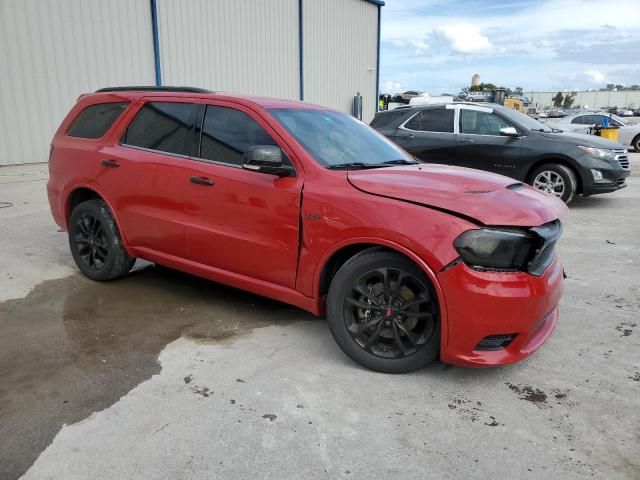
[[0, 265, 314, 480]]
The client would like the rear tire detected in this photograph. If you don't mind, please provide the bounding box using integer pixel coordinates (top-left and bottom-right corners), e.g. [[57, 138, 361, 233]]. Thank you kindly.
[[529, 163, 577, 204], [69, 199, 135, 281], [327, 249, 440, 373]]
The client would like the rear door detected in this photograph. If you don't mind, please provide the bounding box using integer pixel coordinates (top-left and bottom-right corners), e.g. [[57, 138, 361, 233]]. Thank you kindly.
[[457, 105, 523, 175], [99, 99, 199, 257], [391, 106, 459, 163], [181, 102, 303, 289]]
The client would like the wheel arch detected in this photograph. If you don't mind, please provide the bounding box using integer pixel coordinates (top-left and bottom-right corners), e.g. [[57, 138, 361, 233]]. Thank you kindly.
[[313, 238, 449, 345], [526, 157, 583, 194], [631, 133, 640, 151], [64, 185, 130, 246]]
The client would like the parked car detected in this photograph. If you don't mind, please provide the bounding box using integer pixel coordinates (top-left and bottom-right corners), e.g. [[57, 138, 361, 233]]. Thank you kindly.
[[617, 109, 634, 117], [547, 110, 566, 118], [546, 111, 640, 151], [48, 87, 568, 373], [371, 102, 630, 203], [391, 91, 424, 104]]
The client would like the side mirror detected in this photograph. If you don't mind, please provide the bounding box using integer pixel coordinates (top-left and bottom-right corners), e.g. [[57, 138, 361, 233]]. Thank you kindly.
[[499, 126, 519, 137], [242, 146, 294, 177]]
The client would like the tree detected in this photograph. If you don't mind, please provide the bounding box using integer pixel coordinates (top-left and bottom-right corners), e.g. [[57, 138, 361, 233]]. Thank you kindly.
[[606, 83, 616, 91], [470, 82, 497, 92], [552, 91, 564, 108], [458, 86, 470, 98], [514, 86, 523, 96], [563, 91, 577, 109]]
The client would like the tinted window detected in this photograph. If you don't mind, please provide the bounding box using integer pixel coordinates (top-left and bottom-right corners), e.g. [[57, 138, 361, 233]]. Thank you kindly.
[[67, 102, 129, 139], [419, 109, 454, 133], [460, 110, 512, 135], [370, 110, 410, 129], [404, 112, 421, 130], [571, 116, 584, 124], [200, 106, 278, 166], [124, 102, 196, 156]]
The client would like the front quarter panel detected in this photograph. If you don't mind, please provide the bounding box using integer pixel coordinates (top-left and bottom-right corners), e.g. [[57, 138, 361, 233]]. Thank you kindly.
[[295, 173, 478, 299]]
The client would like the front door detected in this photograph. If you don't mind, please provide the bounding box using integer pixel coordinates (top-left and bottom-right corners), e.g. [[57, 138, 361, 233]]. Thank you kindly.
[[182, 103, 303, 289], [457, 106, 523, 176]]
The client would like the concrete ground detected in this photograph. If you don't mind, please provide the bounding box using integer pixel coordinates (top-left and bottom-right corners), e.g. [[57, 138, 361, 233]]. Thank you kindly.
[[1, 157, 639, 480]]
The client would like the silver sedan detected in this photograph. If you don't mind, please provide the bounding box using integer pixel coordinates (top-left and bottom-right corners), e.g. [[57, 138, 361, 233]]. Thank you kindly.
[[547, 112, 640, 151]]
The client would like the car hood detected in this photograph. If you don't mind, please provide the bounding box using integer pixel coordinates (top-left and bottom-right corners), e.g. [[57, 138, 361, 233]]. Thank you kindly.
[[539, 130, 625, 149], [347, 164, 568, 227]]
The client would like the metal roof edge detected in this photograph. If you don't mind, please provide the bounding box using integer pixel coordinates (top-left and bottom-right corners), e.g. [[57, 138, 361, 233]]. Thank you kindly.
[[364, 0, 385, 6]]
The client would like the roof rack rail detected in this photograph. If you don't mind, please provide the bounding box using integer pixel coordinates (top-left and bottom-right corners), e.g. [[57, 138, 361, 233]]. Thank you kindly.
[[95, 86, 213, 94]]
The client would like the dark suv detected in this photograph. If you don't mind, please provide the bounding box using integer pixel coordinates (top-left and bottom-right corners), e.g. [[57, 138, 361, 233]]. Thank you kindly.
[[372, 103, 631, 203]]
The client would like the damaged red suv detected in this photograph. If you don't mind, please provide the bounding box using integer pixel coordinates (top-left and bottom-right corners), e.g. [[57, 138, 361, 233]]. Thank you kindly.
[[48, 87, 567, 373]]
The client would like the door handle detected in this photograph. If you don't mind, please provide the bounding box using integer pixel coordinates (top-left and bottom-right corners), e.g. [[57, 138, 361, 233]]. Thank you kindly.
[[460, 138, 474, 143], [190, 176, 214, 186], [101, 159, 120, 168], [407, 134, 415, 139]]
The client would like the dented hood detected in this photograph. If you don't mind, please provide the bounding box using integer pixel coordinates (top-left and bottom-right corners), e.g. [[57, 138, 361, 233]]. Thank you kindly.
[[347, 164, 568, 227]]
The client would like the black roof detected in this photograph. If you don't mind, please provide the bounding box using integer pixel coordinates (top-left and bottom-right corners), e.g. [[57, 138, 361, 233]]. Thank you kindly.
[[95, 86, 213, 94]]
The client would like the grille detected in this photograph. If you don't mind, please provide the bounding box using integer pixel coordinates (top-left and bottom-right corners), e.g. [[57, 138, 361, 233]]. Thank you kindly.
[[528, 220, 562, 276], [613, 149, 630, 170]]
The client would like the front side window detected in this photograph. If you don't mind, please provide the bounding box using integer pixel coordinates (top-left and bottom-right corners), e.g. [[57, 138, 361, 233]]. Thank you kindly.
[[269, 109, 416, 167], [67, 102, 129, 139], [199, 106, 279, 166], [460, 110, 512, 135], [123, 102, 197, 156]]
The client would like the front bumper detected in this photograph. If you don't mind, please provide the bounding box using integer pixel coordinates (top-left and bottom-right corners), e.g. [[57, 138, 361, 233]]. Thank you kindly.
[[437, 256, 564, 367], [582, 168, 630, 195]]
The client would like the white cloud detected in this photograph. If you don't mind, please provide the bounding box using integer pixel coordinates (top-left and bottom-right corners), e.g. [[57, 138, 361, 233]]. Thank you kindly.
[[434, 22, 494, 54], [584, 70, 607, 84], [382, 81, 403, 92], [391, 38, 429, 55]]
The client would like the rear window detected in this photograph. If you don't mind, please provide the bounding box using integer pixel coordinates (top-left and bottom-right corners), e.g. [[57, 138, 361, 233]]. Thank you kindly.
[[370, 110, 410, 129], [67, 102, 129, 139], [123, 102, 197, 156]]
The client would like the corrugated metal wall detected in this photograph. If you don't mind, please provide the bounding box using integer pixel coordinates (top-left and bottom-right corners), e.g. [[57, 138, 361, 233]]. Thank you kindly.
[[156, 0, 300, 99], [526, 91, 640, 110], [303, 0, 379, 123], [0, 0, 156, 165]]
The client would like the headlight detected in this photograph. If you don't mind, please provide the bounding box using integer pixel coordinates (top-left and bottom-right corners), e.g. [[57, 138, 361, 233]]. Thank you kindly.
[[577, 146, 616, 160], [454, 228, 536, 271]]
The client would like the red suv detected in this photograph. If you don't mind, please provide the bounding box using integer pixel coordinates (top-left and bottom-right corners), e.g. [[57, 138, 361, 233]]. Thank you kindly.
[[48, 87, 567, 373]]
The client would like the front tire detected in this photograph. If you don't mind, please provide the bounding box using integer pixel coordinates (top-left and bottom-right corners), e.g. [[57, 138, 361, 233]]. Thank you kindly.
[[632, 135, 640, 152], [327, 249, 440, 373], [529, 163, 577, 204], [69, 199, 135, 281]]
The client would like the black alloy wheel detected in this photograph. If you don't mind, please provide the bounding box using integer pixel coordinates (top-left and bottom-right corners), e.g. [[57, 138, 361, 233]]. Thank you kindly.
[[73, 213, 109, 271], [327, 249, 440, 373], [69, 199, 135, 281]]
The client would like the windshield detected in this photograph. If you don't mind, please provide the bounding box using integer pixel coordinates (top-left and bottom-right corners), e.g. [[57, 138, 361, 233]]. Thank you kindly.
[[269, 109, 417, 168], [497, 106, 555, 132]]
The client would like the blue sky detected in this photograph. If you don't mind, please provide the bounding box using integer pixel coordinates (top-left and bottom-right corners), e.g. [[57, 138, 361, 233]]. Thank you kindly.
[[379, 0, 640, 94]]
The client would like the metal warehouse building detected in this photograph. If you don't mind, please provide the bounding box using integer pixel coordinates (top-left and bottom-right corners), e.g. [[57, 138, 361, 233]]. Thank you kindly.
[[0, 0, 383, 166]]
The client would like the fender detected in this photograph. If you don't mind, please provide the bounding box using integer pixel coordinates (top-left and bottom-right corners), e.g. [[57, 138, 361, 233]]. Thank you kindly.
[[312, 236, 450, 349], [62, 182, 135, 257]]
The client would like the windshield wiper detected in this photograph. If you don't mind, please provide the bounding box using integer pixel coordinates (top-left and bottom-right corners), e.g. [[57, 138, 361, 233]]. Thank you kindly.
[[381, 159, 421, 165], [326, 162, 387, 170]]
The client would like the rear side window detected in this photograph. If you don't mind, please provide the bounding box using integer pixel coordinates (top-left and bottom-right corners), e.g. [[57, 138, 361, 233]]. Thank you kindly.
[[404, 112, 421, 130], [199, 106, 278, 166], [67, 102, 129, 139], [124, 102, 197, 156], [370, 110, 409, 129], [418, 109, 454, 133]]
